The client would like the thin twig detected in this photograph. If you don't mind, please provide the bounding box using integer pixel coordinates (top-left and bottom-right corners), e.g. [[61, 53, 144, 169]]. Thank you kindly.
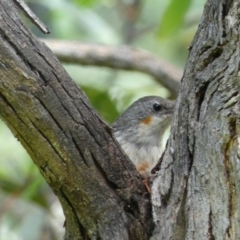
[[14, 0, 50, 34]]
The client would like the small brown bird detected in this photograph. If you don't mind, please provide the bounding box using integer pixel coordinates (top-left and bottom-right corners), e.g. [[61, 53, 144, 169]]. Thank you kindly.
[[112, 96, 174, 181]]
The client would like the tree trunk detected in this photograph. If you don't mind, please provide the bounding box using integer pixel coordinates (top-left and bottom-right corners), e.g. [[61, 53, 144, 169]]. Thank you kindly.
[[151, 0, 240, 239], [0, 0, 240, 240]]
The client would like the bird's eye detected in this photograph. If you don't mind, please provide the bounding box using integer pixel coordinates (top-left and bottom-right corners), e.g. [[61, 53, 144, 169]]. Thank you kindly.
[[153, 102, 161, 111]]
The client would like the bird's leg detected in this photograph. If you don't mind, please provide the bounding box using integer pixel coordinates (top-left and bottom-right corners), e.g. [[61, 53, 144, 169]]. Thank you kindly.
[[142, 178, 151, 194]]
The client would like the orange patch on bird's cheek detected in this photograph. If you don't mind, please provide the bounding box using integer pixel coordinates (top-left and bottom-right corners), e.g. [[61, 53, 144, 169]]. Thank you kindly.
[[141, 116, 152, 125], [137, 162, 150, 175]]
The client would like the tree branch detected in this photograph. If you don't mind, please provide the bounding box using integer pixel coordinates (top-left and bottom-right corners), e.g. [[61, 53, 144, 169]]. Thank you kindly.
[[14, 0, 50, 34], [42, 39, 182, 98], [0, 0, 153, 239], [151, 0, 240, 239]]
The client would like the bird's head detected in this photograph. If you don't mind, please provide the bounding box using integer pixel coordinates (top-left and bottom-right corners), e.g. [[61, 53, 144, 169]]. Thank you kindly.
[[112, 96, 174, 147]]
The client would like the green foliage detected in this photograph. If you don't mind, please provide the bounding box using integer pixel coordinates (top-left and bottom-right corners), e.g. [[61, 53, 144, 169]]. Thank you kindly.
[[74, 0, 98, 7], [157, 0, 192, 38], [81, 86, 119, 123]]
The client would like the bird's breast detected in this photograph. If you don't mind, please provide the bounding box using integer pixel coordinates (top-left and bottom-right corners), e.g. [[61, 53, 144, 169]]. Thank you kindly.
[[115, 135, 161, 177]]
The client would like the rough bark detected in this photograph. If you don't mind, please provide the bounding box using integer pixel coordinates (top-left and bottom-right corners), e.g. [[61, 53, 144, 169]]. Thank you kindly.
[[0, 1, 153, 239], [151, 0, 240, 239], [1, 0, 240, 239]]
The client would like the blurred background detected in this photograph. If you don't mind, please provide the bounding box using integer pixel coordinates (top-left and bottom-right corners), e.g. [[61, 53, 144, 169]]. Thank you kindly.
[[0, 0, 205, 239]]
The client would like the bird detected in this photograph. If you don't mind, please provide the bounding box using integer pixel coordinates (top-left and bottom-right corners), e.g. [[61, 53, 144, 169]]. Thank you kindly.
[[112, 96, 174, 185]]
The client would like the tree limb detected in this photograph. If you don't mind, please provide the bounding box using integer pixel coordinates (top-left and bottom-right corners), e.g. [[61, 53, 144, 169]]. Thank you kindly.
[[42, 39, 182, 98], [0, 0, 153, 239], [14, 0, 50, 34]]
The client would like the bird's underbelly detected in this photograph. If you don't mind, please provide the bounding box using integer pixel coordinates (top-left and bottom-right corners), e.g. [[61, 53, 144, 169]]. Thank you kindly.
[[117, 139, 161, 176]]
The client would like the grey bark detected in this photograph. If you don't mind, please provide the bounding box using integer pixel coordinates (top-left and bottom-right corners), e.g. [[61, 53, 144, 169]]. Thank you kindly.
[[151, 0, 240, 239], [1, 0, 240, 239], [0, 0, 152, 239]]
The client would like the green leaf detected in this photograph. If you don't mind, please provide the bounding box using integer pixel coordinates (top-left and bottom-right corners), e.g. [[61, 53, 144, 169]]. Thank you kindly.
[[74, 0, 98, 7], [157, 0, 192, 38], [81, 86, 119, 124]]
